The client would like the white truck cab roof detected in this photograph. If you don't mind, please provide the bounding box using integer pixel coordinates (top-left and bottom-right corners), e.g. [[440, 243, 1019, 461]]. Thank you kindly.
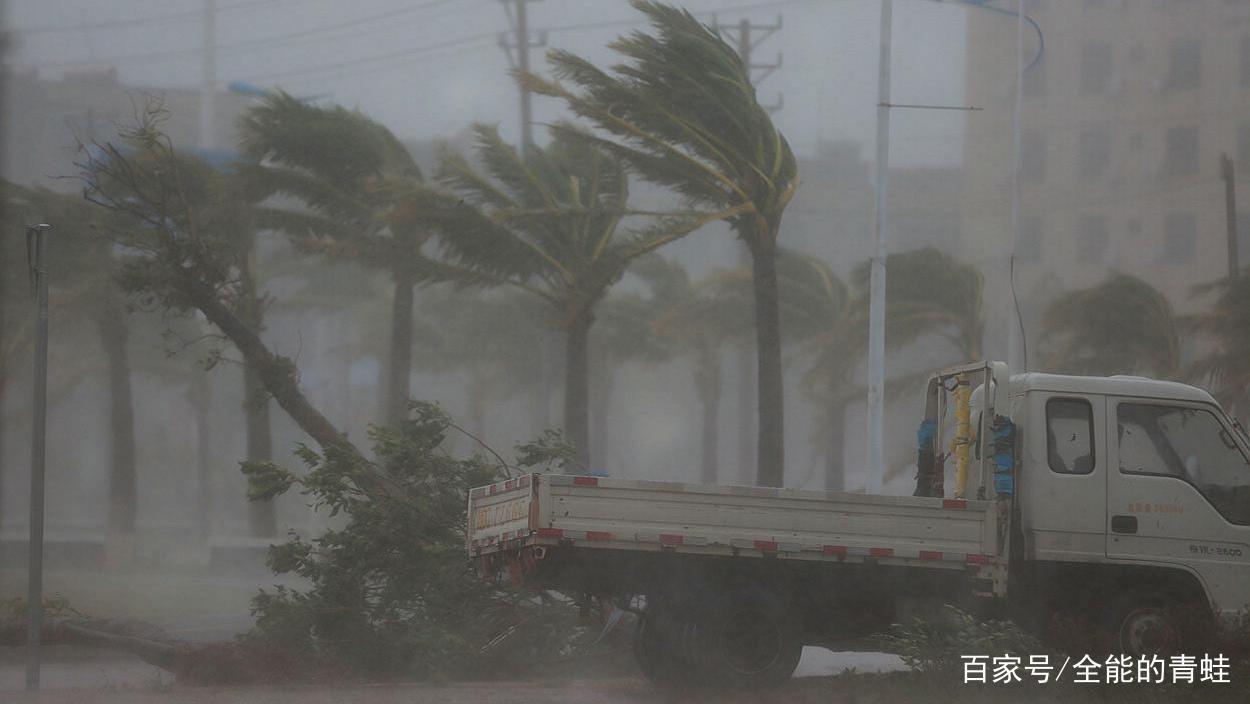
[[1008, 372, 1217, 405]]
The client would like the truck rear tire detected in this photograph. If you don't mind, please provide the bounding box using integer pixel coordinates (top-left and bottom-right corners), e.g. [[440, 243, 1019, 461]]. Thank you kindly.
[[633, 600, 692, 686], [689, 585, 803, 689]]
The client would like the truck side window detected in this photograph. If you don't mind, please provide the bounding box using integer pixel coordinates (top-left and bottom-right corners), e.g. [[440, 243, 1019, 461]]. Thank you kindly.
[[1047, 398, 1095, 475], [1118, 403, 1250, 525]]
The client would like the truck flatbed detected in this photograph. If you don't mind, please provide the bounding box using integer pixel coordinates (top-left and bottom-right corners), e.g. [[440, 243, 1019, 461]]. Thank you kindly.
[[469, 473, 1003, 586]]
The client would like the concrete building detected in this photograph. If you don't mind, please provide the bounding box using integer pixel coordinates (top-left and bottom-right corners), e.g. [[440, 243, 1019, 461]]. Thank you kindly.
[[783, 140, 962, 277], [2, 67, 254, 191], [961, 0, 1250, 337]]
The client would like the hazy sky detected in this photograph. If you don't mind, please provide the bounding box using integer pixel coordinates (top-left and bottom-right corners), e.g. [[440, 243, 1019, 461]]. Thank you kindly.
[[4, 0, 977, 165]]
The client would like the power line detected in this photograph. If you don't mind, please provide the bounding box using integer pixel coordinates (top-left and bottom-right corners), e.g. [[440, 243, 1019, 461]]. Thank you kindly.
[[11, 0, 285, 35], [9, 0, 460, 70], [239, 30, 500, 83]]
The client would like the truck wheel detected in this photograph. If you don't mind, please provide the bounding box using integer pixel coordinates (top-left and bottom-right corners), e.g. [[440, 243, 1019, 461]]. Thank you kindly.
[[633, 601, 691, 686], [692, 585, 803, 689], [1101, 593, 1182, 657]]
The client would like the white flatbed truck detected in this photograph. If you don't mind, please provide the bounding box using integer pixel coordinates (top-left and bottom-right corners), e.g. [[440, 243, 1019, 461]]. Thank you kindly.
[[467, 362, 1250, 687]]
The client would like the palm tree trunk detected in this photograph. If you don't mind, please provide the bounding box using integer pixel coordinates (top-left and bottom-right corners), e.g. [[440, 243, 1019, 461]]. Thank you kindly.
[[468, 374, 487, 439], [696, 344, 721, 485], [0, 288, 6, 528], [384, 269, 416, 425], [243, 364, 275, 537], [591, 357, 613, 474], [564, 311, 592, 471], [240, 248, 275, 538], [190, 366, 212, 544], [99, 284, 137, 536], [824, 399, 847, 491], [752, 241, 785, 487]]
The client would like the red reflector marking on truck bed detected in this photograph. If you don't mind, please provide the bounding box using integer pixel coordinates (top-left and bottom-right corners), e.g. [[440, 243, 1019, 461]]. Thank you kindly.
[[585, 531, 612, 541], [754, 540, 779, 552], [966, 554, 989, 564], [504, 480, 516, 491], [823, 545, 847, 558], [536, 528, 563, 539], [489, 484, 498, 495], [942, 499, 967, 509], [659, 534, 683, 545], [869, 547, 894, 558], [573, 476, 599, 487], [920, 550, 943, 560]]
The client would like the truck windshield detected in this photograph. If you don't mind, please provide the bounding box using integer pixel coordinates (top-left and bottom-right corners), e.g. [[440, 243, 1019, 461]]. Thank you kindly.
[[1118, 403, 1250, 525]]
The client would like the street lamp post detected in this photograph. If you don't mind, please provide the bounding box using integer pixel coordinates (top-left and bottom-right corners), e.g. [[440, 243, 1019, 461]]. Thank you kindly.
[[25, 222, 52, 691]]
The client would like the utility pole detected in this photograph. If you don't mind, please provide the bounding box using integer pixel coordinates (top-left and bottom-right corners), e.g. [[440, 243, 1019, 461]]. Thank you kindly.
[[25, 222, 52, 691], [866, 0, 892, 496], [865, 0, 982, 494], [714, 15, 784, 112], [199, 0, 216, 150], [498, 0, 549, 423], [1007, 0, 1026, 375], [498, 0, 546, 157], [1223, 153, 1239, 280]]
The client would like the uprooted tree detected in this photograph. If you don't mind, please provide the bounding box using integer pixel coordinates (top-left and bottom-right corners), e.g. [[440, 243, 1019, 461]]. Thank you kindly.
[[74, 101, 598, 680]]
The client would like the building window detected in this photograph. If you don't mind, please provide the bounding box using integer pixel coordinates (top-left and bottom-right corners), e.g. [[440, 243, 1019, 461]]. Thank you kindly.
[[1240, 122, 1250, 168], [1081, 41, 1114, 95], [1079, 128, 1111, 181], [1163, 212, 1196, 263], [1019, 216, 1043, 261], [1022, 131, 1046, 182], [1166, 37, 1201, 90], [1242, 36, 1250, 88], [1163, 126, 1199, 177], [1078, 214, 1109, 262]]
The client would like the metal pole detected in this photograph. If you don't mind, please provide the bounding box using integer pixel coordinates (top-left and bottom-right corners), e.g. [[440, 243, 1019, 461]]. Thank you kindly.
[[199, 0, 216, 150], [867, 0, 892, 495], [1006, 0, 1026, 375], [25, 222, 51, 691], [517, 0, 534, 156]]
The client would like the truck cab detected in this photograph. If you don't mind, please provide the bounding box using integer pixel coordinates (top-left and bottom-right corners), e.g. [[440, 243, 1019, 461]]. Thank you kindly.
[[1010, 372, 1250, 649]]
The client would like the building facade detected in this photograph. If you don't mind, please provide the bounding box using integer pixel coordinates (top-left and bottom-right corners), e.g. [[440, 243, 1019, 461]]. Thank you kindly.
[[962, 0, 1250, 336]]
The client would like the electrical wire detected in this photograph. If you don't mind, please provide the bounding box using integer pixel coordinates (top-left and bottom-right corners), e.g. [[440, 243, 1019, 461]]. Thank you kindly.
[[12, 0, 286, 35], [8, 0, 461, 70]]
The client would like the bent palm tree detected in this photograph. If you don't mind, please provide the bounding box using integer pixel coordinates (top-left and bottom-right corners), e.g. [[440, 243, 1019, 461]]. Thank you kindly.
[[1040, 273, 1179, 378], [851, 247, 985, 361], [1188, 272, 1250, 416], [410, 126, 707, 469], [238, 93, 440, 426], [518, 0, 799, 486]]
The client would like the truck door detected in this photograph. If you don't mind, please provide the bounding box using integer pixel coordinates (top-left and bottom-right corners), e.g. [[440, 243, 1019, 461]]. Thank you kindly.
[[1021, 393, 1107, 562], [1104, 398, 1250, 618]]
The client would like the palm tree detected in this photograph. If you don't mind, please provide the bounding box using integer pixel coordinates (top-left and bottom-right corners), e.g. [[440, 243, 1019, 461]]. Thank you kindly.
[[412, 286, 548, 442], [238, 93, 437, 427], [1040, 273, 1180, 378], [409, 125, 708, 469], [791, 248, 986, 490], [648, 258, 754, 484], [1187, 272, 1250, 416], [851, 247, 985, 361], [518, 0, 799, 486], [2, 182, 141, 539]]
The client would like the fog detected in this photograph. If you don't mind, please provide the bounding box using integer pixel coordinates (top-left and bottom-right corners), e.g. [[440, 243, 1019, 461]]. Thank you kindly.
[[0, 0, 1247, 698]]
